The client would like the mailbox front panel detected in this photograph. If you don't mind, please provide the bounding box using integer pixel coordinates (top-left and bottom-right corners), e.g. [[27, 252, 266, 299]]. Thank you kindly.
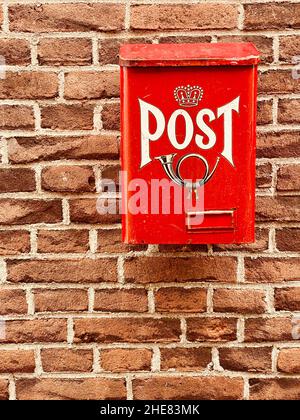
[[120, 44, 258, 244]]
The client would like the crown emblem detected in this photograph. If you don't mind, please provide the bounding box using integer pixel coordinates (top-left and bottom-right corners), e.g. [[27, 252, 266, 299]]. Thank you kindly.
[[174, 85, 203, 107]]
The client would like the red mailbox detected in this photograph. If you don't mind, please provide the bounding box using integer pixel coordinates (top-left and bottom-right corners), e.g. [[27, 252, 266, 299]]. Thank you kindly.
[[120, 43, 259, 244]]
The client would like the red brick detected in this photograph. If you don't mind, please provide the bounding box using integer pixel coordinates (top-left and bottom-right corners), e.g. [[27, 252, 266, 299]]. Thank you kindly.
[[0, 199, 62, 225], [244, 3, 300, 30], [101, 348, 152, 372], [99, 37, 152, 65], [101, 103, 120, 131], [16, 378, 126, 400], [158, 243, 208, 253], [280, 35, 300, 62], [0, 230, 30, 255], [133, 377, 243, 400], [160, 347, 211, 372], [0, 106, 34, 130], [155, 288, 207, 313], [7, 258, 117, 284], [256, 196, 300, 222], [0, 350, 35, 373], [38, 38, 92, 66], [256, 163, 272, 189], [257, 100, 273, 125], [276, 228, 300, 252], [278, 99, 300, 124], [277, 165, 300, 191], [277, 348, 300, 373], [0, 319, 67, 344], [97, 228, 147, 253], [0, 168, 35, 192], [0, 72, 58, 99], [0, 380, 8, 400], [219, 347, 272, 372], [259, 70, 300, 94], [34, 289, 88, 313], [100, 164, 120, 192], [37, 229, 89, 253], [69, 198, 121, 224], [0, 289, 27, 315], [130, 4, 238, 30], [41, 348, 93, 372], [245, 257, 300, 283], [257, 131, 300, 159], [187, 318, 237, 342], [41, 166, 95, 192], [159, 35, 211, 44], [9, 4, 125, 32], [124, 256, 237, 284], [64, 71, 119, 100], [41, 105, 94, 131], [94, 289, 148, 313], [245, 318, 292, 342], [218, 35, 273, 64], [274, 287, 300, 311], [74, 318, 181, 343], [214, 228, 269, 252], [0, 39, 31, 65], [213, 289, 267, 314], [7, 135, 119, 164], [249, 378, 300, 400]]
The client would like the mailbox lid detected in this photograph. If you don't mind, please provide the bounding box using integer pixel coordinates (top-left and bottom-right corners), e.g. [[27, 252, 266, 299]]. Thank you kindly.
[[120, 42, 260, 67]]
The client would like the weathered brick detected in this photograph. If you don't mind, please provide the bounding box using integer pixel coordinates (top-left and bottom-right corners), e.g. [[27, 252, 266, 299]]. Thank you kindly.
[[0, 105, 34, 130], [0, 319, 67, 344], [133, 377, 243, 400], [257, 100, 273, 125], [278, 99, 300, 124], [101, 348, 152, 372], [280, 35, 300, 62], [94, 289, 148, 313], [0, 350, 35, 373], [256, 163, 272, 189], [41, 166, 95, 192], [37, 229, 89, 253], [0, 168, 35, 193], [160, 347, 211, 372], [275, 287, 300, 311], [0, 39, 31, 65], [16, 378, 126, 400], [0, 199, 62, 225], [64, 71, 119, 100], [130, 4, 238, 30], [34, 289, 88, 312], [0, 230, 30, 255], [245, 257, 300, 283], [100, 164, 120, 192], [99, 37, 151, 65], [187, 318, 237, 342], [38, 38, 92, 66], [69, 198, 121, 224], [0, 72, 58, 99], [277, 348, 300, 373], [219, 347, 272, 372], [7, 135, 119, 164], [213, 289, 266, 314], [158, 243, 208, 253], [244, 3, 300, 30], [249, 378, 300, 400], [276, 228, 300, 252], [0, 380, 8, 401], [277, 165, 300, 191], [9, 4, 125, 32], [256, 196, 300, 222], [159, 35, 211, 44], [124, 256, 237, 284], [74, 318, 181, 343], [41, 348, 93, 372], [155, 288, 207, 313], [97, 228, 147, 253], [214, 228, 269, 252], [101, 103, 120, 131], [218, 35, 273, 64], [244, 318, 292, 342], [41, 105, 94, 131], [257, 131, 300, 159], [0, 289, 28, 315], [7, 258, 117, 284], [259, 70, 300, 94]]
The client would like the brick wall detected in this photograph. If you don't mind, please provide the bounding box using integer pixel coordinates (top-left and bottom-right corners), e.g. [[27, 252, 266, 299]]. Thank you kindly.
[[0, 0, 299, 400]]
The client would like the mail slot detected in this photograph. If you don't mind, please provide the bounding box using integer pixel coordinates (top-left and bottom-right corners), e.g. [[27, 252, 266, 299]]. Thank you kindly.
[[120, 43, 259, 244]]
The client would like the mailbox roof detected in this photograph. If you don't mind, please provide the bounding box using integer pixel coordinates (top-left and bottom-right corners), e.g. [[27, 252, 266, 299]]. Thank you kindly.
[[120, 42, 260, 67]]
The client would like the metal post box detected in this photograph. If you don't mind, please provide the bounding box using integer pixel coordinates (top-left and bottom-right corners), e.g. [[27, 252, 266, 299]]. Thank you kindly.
[[119, 43, 259, 244]]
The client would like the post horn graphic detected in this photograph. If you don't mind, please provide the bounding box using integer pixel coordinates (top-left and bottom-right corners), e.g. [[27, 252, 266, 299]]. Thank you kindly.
[[155, 153, 220, 197]]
